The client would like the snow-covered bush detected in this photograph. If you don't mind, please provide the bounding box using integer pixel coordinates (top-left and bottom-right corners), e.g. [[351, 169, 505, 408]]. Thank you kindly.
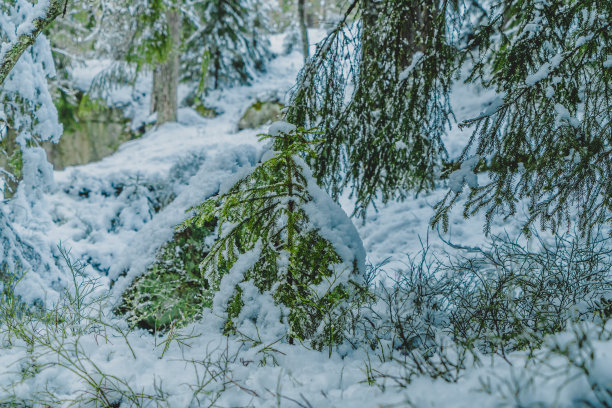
[[119, 221, 218, 331], [182, 123, 366, 350], [357, 230, 611, 382], [0, 0, 62, 196], [122, 123, 367, 351]]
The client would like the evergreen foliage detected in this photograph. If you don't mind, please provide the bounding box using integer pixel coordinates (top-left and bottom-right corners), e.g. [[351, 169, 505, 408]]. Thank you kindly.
[[434, 0, 612, 236], [286, 0, 462, 216], [180, 123, 366, 349], [182, 0, 271, 90], [288, 0, 610, 235], [119, 221, 218, 332]]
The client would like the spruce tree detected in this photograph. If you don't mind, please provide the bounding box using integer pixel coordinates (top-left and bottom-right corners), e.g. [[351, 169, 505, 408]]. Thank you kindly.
[[182, 0, 271, 90], [123, 123, 367, 350], [182, 122, 366, 349]]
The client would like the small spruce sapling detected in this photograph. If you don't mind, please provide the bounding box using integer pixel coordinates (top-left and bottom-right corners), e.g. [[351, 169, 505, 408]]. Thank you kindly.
[[181, 122, 366, 351]]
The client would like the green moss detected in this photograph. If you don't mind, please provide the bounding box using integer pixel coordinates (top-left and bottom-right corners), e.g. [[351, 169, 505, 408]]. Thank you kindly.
[[194, 103, 219, 118], [118, 219, 219, 332], [237, 100, 284, 130], [223, 287, 244, 335], [77, 93, 108, 118], [47, 90, 145, 169]]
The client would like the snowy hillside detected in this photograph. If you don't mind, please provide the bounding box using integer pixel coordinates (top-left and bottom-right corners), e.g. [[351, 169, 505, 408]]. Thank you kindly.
[[1, 32, 611, 408]]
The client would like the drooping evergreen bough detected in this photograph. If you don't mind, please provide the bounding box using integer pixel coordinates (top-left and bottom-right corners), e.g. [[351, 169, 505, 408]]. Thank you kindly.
[[288, 0, 611, 235], [286, 0, 462, 217], [434, 0, 611, 236], [180, 122, 366, 349]]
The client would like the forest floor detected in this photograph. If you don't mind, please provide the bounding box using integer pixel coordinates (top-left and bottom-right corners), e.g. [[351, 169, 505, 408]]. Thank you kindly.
[[1, 32, 610, 407]]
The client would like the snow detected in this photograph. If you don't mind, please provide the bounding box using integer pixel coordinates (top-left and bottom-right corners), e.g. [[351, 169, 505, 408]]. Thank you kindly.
[[395, 140, 408, 150], [1, 30, 610, 408], [554, 103, 581, 128], [268, 120, 296, 136], [296, 156, 366, 279], [525, 53, 563, 86], [213, 242, 262, 315], [398, 51, 424, 81], [448, 156, 480, 193]]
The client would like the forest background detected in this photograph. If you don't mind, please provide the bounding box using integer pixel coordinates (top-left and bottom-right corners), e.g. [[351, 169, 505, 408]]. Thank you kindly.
[[0, 0, 610, 406]]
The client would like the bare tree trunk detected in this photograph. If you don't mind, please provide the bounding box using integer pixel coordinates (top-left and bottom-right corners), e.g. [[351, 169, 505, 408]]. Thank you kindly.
[[151, 8, 181, 125], [0, 0, 65, 86], [297, 0, 309, 63], [321, 0, 327, 25]]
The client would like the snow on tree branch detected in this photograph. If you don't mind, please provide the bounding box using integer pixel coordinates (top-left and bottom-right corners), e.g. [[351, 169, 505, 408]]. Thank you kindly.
[[0, 0, 65, 86]]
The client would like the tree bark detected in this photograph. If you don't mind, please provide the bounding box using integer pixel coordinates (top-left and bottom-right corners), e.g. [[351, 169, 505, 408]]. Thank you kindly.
[[151, 8, 181, 125], [0, 0, 66, 86], [298, 0, 309, 63], [320, 0, 327, 25]]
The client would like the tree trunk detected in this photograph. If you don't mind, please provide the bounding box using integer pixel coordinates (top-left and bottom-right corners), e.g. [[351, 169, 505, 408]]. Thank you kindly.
[[151, 8, 181, 125], [298, 0, 309, 63]]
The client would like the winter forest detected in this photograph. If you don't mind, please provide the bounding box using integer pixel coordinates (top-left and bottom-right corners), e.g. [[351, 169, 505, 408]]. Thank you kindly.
[[0, 0, 611, 406]]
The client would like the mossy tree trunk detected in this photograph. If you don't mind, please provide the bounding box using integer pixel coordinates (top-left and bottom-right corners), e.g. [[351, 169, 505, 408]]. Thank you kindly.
[[150, 8, 181, 125]]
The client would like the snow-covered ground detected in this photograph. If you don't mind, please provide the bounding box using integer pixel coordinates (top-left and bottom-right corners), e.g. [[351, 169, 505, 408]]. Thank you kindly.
[[1, 31, 611, 407]]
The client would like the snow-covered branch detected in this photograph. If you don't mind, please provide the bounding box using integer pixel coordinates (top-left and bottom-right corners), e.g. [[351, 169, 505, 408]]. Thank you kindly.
[[0, 0, 66, 86]]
